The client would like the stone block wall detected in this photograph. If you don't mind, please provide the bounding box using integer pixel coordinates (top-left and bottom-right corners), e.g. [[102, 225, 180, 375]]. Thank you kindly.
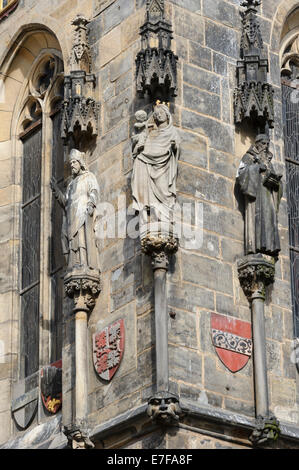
[[0, 0, 298, 447]]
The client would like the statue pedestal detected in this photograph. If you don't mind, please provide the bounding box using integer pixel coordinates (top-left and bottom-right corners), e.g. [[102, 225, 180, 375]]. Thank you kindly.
[[142, 235, 182, 423], [238, 254, 280, 446], [64, 266, 101, 449]]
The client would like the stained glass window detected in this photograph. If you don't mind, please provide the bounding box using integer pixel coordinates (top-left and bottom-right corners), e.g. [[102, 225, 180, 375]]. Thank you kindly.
[[20, 126, 42, 378], [282, 82, 299, 337]]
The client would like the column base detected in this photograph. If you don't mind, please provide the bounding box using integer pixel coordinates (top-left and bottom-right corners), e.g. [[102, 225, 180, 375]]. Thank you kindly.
[[249, 416, 280, 446], [147, 391, 182, 424]]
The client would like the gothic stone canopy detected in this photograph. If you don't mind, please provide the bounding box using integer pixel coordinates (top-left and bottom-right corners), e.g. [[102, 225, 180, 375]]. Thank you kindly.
[[136, 0, 178, 101], [234, 0, 274, 131]]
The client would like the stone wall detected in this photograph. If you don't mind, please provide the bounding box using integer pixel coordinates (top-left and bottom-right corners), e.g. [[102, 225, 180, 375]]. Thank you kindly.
[[0, 0, 298, 448]]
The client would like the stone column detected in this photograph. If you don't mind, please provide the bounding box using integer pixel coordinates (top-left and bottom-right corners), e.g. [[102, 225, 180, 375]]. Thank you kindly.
[[142, 235, 182, 424], [238, 254, 280, 445], [64, 267, 101, 449]]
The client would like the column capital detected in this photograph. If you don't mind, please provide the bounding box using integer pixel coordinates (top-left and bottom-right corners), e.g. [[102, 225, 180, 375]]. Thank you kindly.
[[141, 234, 178, 270], [64, 267, 101, 313], [237, 254, 276, 301], [64, 424, 95, 449]]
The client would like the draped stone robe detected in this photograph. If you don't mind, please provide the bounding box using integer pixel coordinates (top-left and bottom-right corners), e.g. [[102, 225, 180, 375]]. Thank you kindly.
[[237, 149, 282, 257], [61, 171, 99, 270], [131, 106, 180, 234]]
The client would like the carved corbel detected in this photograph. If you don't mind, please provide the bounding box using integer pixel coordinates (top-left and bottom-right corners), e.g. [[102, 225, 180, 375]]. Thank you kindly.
[[141, 234, 178, 270], [147, 391, 182, 424], [136, 0, 178, 101], [238, 254, 276, 301], [234, 0, 274, 132], [249, 416, 280, 446], [64, 268, 101, 314], [61, 15, 100, 145]]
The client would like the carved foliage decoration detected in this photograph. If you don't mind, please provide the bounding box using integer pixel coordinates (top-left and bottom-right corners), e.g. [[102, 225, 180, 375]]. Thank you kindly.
[[64, 269, 101, 313], [71, 15, 91, 73], [240, 0, 263, 58], [237, 254, 275, 300]]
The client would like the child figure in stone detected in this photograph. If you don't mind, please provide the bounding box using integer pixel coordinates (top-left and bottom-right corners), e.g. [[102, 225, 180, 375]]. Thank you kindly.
[[132, 110, 149, 158]]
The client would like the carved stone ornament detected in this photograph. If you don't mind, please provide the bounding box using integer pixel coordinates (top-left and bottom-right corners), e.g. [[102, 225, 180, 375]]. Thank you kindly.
[[64, 425, 95, 450], [147, 391, 182, 424], [64, 268, 101, 313], [238, 253, 275, 301], [141, 234, 178, 270], [71, 15, 91, 73], [136, 0, 178, 100], [93, 319, 125, 381], [41, 361, 62, 415], [234, 0, 274, 131], [61, 15, 100, 144], [249, 416, 280, 446], [19, 54, 64, 134]]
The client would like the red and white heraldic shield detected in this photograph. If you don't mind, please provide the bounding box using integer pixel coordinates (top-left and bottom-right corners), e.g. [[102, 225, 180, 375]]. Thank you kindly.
[[93, 319, 125, 381], [211, 313, 252, 373]]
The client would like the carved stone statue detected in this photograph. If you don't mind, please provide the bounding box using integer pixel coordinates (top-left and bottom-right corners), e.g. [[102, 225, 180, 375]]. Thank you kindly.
[[50, 149, 100, 271], [237, 134, 283, 257], [131, 103, 180, 237]]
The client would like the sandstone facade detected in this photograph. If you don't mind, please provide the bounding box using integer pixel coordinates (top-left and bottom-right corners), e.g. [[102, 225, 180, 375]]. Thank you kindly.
[[0, 0, 298, 449]]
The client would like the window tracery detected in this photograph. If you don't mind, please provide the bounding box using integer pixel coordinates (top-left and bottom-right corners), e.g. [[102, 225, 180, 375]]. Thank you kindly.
[[281, 25, 299, 337]]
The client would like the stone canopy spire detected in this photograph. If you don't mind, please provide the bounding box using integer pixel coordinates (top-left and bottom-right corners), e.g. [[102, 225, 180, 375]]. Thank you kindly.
[[136, 0, 178, 101], [234, 0, 274, 132]]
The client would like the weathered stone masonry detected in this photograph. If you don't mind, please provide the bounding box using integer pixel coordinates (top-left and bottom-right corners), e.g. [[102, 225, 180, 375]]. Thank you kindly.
[[0, 0, 298, 449]]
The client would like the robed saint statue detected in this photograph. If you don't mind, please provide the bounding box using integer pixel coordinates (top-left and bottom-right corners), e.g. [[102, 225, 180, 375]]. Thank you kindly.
[[237, 134, 283, 257], [50, 149, 100, 271], [131, 103, 181, 237]]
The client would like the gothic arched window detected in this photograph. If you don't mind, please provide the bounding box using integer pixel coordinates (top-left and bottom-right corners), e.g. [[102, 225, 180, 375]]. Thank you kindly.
[[18, 54, 65, 379]]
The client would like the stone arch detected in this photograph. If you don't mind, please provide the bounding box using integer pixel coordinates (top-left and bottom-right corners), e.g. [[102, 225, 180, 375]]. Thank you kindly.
[[278, 5, 299, 338], [280, 6, 299, 72], [270, 0, 299, 53]]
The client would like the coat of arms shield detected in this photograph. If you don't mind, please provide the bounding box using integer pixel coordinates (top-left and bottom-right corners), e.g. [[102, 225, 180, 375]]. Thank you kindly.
[[211, 313, 252, 373], [93, 319, 125, 381], [41, 360, 62, 414]]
